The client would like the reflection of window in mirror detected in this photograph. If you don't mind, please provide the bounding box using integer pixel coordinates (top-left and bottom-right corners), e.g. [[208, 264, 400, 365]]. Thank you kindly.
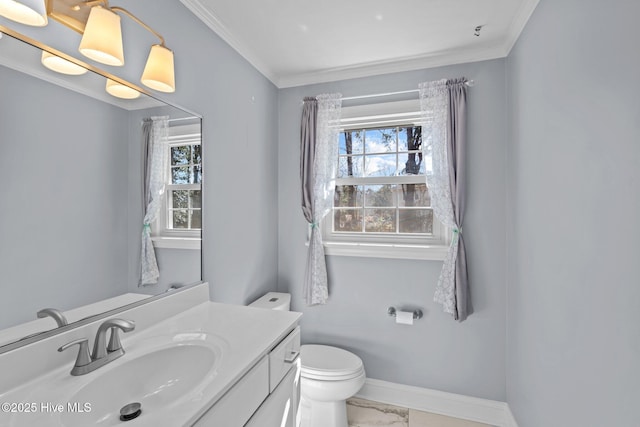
[[152, 123, 202, 249]]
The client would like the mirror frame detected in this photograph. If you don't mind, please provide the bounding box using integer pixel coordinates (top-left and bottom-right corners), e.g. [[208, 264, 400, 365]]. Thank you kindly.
[[0, 25, 205, 355]]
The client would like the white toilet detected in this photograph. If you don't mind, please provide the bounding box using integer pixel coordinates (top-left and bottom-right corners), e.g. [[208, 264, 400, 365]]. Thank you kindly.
[[250, 292, 366, 427]]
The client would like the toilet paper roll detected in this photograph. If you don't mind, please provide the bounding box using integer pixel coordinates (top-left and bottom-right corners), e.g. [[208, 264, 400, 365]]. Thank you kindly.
[[396, 310, 414, 325]]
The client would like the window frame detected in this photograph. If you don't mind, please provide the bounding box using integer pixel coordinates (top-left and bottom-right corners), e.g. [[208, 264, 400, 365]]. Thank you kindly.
[[152, 122, 202, 250], [321, 100, 450, 260]]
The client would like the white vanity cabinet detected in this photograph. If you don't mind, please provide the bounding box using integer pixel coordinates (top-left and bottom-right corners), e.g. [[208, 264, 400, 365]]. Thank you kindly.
[[246, 364, 299, 427], [192, 327, 300, 427]]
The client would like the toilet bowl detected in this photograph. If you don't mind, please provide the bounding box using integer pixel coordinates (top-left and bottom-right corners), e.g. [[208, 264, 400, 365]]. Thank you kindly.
[[249, 293, 366, 427], [299, 344, 365, 427]]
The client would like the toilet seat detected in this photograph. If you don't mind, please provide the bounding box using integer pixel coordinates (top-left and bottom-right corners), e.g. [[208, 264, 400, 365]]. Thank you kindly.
[[300, 345, 364, 381]]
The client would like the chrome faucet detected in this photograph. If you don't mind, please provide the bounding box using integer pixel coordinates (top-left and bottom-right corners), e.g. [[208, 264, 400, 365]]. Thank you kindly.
[[58, 318, 135, 376], [37, 308, 68, 327]]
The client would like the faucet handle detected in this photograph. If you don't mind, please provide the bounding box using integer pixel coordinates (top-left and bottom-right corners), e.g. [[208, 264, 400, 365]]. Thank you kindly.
[[105, 319, 135, 353], [58, 338, 91, 372], [107, 327, 127, 352]]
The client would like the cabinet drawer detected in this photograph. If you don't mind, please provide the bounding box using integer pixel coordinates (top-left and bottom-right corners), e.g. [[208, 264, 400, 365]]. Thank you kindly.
[[192, 356, 269, 427], [269, 326, 300, 392]]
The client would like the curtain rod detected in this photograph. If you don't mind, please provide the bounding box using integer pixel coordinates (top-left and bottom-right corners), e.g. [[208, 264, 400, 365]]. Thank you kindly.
[[341, 80, 475, 102]]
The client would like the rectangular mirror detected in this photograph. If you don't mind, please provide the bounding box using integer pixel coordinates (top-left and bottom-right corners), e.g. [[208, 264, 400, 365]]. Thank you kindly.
[[0, 29, 202, 349]]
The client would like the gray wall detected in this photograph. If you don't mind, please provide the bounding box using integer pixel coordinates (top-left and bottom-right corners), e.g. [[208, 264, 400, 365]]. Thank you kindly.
[[0, 65, 130, 328], [506, 0, 640, 425], [278, 60, 508, 401]]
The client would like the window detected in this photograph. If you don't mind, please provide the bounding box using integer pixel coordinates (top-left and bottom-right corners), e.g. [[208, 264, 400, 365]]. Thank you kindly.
[[324, 100, 448, 260], [153, 123, 202, 249]]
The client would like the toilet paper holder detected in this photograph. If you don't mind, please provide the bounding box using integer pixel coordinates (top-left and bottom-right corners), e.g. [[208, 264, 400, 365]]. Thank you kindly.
[[387, 307, 423, 320]]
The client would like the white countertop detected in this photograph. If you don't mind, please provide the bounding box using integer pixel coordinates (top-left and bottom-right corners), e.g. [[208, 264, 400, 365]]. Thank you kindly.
[[0, 295, 301, 427]]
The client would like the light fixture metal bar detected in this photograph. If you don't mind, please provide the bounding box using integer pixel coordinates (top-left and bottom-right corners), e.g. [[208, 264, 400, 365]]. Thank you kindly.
[[111, 6, 165, 47]]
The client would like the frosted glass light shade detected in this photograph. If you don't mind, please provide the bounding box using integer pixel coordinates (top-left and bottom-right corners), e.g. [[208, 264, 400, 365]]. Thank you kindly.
[[41, 51, 88, 75], [78, 6, 124, 66], [105, 79, 140, 99], [140, 44, 175, 93], [0, 0, 47, 26]]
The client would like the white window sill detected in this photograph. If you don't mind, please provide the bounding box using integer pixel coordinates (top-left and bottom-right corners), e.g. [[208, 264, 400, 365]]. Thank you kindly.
[[152, 236, 201, 250], [321, 241, 448, 261]]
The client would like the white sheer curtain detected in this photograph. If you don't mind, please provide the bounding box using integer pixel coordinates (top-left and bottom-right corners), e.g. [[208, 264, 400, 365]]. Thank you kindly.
[[419, 79, 469, 319], [301, 93, 341, 305], [140, 116, 169, 286]]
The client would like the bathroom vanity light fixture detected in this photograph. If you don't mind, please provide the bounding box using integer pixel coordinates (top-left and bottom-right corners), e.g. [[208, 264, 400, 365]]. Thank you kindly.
[[78, 4, 123, 66], [77, 1, 175, 92], [0, 0, 47, 26], [1, 0, 176, 93], [41, 50, 88, 75]]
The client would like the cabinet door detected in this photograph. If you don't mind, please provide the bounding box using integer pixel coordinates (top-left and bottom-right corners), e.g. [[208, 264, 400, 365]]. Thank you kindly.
[[245, 363, 299, 427], [192, 356, 269, 427]]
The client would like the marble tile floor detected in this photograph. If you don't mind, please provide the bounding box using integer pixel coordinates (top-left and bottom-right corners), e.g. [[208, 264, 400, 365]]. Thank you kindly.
[[346, 397, 494, 427]]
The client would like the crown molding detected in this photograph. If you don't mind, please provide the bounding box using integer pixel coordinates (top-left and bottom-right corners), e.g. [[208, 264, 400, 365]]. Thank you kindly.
[[179, 0, 279, 85], [276, 43, 507, 88], [501, 0, 540, 54], [181, 0, 539, 89]]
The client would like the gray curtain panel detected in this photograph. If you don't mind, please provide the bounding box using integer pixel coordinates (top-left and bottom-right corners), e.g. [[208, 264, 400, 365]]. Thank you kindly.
[[447, 78, 472, 321], [142, 119, 153, 209], [300, 97, 317, 226], [300, 97, 326, 304]]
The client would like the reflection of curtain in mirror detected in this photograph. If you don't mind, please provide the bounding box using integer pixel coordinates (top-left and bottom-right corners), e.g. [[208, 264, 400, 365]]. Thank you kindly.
[[140, 116, 169, 286]]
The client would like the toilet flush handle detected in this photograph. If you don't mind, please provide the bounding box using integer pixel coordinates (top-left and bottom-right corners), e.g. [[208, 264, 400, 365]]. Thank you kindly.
[[284, 350, 300, 363]]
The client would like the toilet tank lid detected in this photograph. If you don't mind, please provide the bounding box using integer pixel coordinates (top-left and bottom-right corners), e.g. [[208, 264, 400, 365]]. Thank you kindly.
[[249, 292, 291, 310], [300, 344, 363, 377]]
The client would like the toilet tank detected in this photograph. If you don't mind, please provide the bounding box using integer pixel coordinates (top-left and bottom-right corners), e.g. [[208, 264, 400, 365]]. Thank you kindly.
[[249, 292, 291, 311]]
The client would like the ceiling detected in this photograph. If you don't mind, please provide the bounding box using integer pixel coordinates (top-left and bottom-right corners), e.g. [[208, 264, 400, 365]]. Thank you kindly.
[[180, 0, 539, 88]]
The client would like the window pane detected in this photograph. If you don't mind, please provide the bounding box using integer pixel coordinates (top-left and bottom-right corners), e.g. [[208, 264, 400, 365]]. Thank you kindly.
[[334, 185, 363, 207], [190, 210, 202, 229], [193, 165, 202, 184], [399, 152, 424, 175], [365, 128, 396, 153], [399, 209, 433, 234], [334, 209, 362, 232], [339, 132, 346, 155], [190, 190, 202, 208], [339, 131, 363, 155], [398, 126, 422, 151], [364, 185, 395, 207], [172, 166, 190, 184], [399, 184, 430, 207], [364, 208, 396, 233], [172, 190, 188, 208], [193, 145, 201, 164], [365, 154, 396, 177], [338, 155, 363, 178], [171, 146, 190, 165], [172, 209, 188, 228]]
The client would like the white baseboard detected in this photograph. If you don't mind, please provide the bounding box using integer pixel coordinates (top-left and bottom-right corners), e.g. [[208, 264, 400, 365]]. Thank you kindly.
[[504, 405, 519, 427], [355, 378, 518, 427]]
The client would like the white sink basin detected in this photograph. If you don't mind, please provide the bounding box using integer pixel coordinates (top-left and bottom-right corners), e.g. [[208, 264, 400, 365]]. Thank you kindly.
[[5, 332, 225, 427], [62, 339, 220, 426]]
